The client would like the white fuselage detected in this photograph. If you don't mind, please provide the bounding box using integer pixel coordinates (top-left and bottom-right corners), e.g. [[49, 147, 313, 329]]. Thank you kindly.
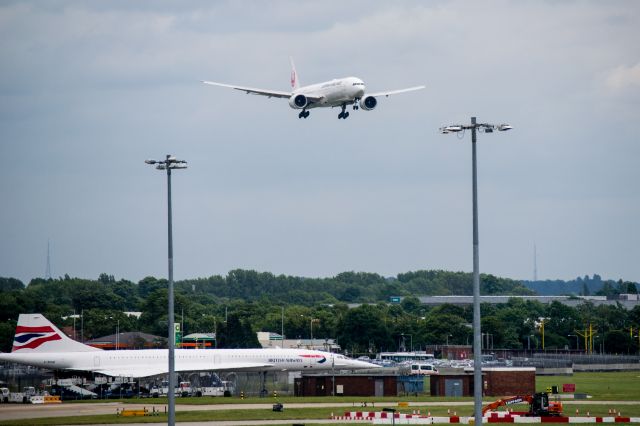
[[0, 347, 373, 377], [294, 77, 366, 109]]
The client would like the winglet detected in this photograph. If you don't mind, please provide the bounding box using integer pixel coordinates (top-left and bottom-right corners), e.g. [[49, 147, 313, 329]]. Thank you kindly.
[[289, 56, 300, 90]]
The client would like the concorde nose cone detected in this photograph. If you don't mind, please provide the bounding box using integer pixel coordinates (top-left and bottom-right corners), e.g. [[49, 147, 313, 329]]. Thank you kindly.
[[352, 359, 382, 369]]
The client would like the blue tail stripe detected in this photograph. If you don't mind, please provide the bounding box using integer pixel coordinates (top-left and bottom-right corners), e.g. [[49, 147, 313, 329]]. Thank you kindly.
[[14, 333, 46, 343]]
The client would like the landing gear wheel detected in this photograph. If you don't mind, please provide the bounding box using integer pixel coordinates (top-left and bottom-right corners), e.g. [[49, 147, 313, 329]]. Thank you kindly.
[[338, 103, 348, 119], [304, 111, 310, 118], [344, 111, 350, 119]]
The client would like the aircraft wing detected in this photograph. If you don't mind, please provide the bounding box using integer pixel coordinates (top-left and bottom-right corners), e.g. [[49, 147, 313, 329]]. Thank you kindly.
[[86, 367, 168, 378], [366, 85, 426, 98], [79, 361, 274, 378], [202, 81, 291, 99]]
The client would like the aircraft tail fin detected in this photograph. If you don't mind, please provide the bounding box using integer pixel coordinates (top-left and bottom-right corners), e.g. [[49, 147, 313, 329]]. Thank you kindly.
[[12, 313, 100, 353], [289, 56, 300, 90]]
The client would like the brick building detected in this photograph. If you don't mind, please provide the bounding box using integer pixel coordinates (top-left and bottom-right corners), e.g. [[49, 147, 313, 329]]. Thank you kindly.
[[430, 367, 535, 397], [295, 373, 398, 397], [482, 367, 535, 396]]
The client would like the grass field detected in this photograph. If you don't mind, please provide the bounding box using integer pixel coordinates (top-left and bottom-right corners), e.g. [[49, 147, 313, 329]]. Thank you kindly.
[[536, 372, 640, 400], [1, 372, 638, 425]]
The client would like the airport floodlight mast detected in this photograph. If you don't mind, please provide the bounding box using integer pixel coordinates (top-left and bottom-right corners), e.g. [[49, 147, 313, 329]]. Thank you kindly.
[[439, 117, 512, 424], [144, 155, 187, 426]]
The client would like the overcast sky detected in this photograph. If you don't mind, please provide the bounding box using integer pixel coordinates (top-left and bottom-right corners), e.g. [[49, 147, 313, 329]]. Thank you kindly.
[[1, 1, 639, 285]]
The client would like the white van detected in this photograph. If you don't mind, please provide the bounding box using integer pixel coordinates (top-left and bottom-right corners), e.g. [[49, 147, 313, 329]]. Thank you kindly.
[[409, 364, 438, 375]]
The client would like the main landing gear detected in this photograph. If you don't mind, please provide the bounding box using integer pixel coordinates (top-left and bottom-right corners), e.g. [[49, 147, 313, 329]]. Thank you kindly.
[[259, 371, 268, 397], [298, 109, 310, 119], [338, 104, 350, 119]]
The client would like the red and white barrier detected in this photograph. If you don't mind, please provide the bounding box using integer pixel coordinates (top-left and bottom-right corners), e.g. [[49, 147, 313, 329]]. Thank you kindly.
[[324, 413, 640, 425]]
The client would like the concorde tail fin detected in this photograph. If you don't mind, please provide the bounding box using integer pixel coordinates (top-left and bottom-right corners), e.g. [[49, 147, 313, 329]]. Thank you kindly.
[[12, 313, 100, 353]]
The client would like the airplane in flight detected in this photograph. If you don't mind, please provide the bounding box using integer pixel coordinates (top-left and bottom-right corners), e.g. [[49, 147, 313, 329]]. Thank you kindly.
[[0, 314, 379, 378], [203, 58, 425, 119]]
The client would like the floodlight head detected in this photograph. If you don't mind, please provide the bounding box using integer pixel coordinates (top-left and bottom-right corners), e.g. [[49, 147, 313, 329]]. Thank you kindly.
[[170, 164, 188, 170], [156, 164, 167, 170], [484, 127, 493, 133], [445, 125, 463, 133], [145, 159, 156, 165], [440, 128, 450, 134], [497, 124, 513, 131], [167, 155, 177, 162]]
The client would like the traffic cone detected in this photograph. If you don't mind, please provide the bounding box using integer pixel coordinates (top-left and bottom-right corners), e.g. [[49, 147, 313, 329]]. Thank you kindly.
[[587, 411, 590, 417], [428, 411, 431, 417], [576, 409, 579, 415], [447, 409, 451, 415]]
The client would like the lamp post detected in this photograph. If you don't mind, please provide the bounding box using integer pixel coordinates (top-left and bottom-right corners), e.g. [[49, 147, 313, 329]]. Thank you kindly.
[[145, 154, 187, 426], [281, 306, 285, 341], [440, 118, 512, 424], [568, 334, 579, 351], [310, 318, 319, 347]]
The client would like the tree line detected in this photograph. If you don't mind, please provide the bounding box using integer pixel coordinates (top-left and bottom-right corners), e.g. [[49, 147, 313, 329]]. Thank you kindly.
[[0, 271, 638, 355]]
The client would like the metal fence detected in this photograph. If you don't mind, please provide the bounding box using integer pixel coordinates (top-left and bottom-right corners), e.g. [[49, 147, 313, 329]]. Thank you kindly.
[[512, 353, 640, 369]]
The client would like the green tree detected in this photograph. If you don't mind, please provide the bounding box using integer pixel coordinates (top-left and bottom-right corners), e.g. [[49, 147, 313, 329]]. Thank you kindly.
[[336, 305, 393, 354], [217, 313, 259, 348]]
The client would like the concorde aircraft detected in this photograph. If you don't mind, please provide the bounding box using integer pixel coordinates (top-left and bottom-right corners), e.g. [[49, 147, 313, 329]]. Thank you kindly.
[[202, 57, 425, 119], [0, 314, 378, 378]]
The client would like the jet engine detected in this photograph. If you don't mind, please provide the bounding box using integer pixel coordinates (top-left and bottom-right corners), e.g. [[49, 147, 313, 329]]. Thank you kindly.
[[289, 94, 308, 109], [360, 96, 377, 111]]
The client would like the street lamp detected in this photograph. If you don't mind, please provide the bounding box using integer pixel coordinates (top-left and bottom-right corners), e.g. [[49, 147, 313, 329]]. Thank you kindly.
[[440, 117, 512, 425], [310, 318, 319, 345], [399, 333, 413, 352], [568, 334, 579, 351], [145, 154, 187, 426]]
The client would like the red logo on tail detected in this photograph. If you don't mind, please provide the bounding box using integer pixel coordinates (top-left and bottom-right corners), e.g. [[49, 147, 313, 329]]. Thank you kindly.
[[291, 70, 296, 88], [12, 325, 62, 351]]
